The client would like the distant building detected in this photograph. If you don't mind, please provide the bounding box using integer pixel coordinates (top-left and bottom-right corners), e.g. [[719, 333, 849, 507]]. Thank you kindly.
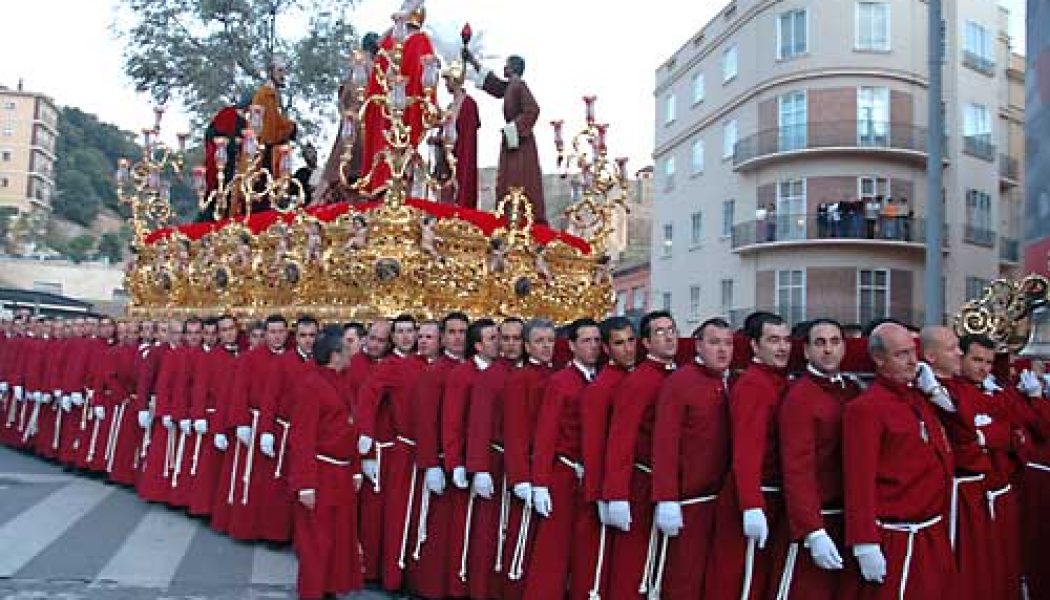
[[0, 83, 57, 217], [1026, 0, 1050, 277], [0, 256, 126, 311], [652, 0, 1024, 329]]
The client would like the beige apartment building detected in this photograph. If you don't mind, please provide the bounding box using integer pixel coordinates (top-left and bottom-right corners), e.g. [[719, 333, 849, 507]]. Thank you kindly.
[[651, 0, 1024, 329], [0, 84, 57, 217]]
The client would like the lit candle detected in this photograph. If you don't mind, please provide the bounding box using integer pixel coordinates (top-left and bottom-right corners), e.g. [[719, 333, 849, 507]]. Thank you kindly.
[[147, 171, 160, 190], [153, 106, 165, 130], [421, 54, 440, 89], [350, 51, 371, 90], [390, 75, 408, 111], [213, 137, 228, 168], [249, 104, 265, 131], [241, 129, 258, 157], [570, 178, 582, 202], [392, 12, 408, 43], [142, 129, 153, 151], [595, 124, 608, 154], [550, 120, 564, 151], [277, 145, 292, 177], [116, 158, 130, 185], [615, 157, 629, 181], [583, 95, 597, 124], [176, 132, 189, 154], [191, 166, 206, 192], [342, 110, 357, 145]]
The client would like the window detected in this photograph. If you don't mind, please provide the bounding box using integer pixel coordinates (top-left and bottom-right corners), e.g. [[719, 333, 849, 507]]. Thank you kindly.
[[966, 277, 990, 301], [723, 119, 738, 159], [0, 176, 8, 188], [720, 279, 734, 315], [723, 45, 738, 83], [690, 211, 703, 245], [856, 2, 890, 51], [778, 9, 808, 59], [689, 285, 702, 319], [858, 176, 891, 201], [662, 223, 674, 257], [0, 150, 11, 162], [858, 268, 889, 325], [963, 103, 993, 159], [691, 72, 705, 105], [664, 156, 676, 191], [965, 189, 994, 245], [1, 124, 12, 137], [963, 21, 994, 74], [776, 179, 806, 240], [632, 286, 646, 311], [615, 291, 627, 315], [778, 91, 807, 151], [690, 138, 705, 174], [722, 199, 736, 237], [858, 86, 890, 146], [661, 292, 673, 312], [2, 101, 15, 110], [776, 269, 806, 324], [664, 94, 677, 125]]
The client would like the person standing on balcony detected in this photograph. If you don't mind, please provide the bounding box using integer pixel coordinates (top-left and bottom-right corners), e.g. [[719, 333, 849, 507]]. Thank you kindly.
[[881, 198, 899, 240], [828, 201, 842, 238], [900, 197, 914, 242], [865, 196, 882, 239], [766, 203, 777, 243], [817, 203, 829, 238]]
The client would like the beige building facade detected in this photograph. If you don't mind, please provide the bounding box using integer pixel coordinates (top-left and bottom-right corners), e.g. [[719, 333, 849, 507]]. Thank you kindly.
[[0, 84, 57, 216], [651, 0, 1024, 329]]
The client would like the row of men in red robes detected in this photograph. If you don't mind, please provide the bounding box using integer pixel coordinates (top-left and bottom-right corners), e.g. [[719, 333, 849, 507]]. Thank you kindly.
[[4, 309, 1050, 600]]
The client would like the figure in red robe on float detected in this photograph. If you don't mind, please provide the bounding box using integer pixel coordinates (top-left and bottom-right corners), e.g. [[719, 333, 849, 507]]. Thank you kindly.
[[437, 60, 479, 209]]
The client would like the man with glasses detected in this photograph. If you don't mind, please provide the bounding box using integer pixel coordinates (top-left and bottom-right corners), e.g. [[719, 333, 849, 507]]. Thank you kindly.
[[603, 310, 678, 600]]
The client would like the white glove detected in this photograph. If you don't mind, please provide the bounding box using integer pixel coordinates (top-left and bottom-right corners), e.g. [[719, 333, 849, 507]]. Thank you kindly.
[[61, 395, 72, 412], [983, 375, 1003, 393], [503, 122, 520, 150], [161, 415, 174, 429], [452, 466, 469, 489], [70, 392, 85, 406], [32, 391, 42, 403], [655, 501, 684, 537], [0, 382, 7, 393], [854, 544, 887, 583], [235, 425, 252, 446], [597, 500, 611, 525], [361, 459, 379, 486], [532, 487, 553, 517], [915, 362, 939, 394], [1019, 370, 1044, 398], [425, 467, 446, 494], [179, 418, 192, 435], [473, 472, 495, 499], [513, 482, 532, 504], [806, 529, 844, 570], [1042, 373, 1050, 393], [974, 413, 993, 427], [52, 388, 62, 399], [14, 386, 23, 401], [93, 406, 105, 420], [357, 434, 374, 455], [213, 433, 229, 451], [607, 500, 632, 532], [137, 410, 152, 429], [40, 393, 51, 404], [193, 419, 207, 435], [743, 508, 769, 549], [259, 432, 276, 457]]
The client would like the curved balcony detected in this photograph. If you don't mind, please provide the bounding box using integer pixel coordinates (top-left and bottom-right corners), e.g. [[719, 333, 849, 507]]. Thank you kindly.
[[731, 213, 946, 254], [732, 121, 939, 171]]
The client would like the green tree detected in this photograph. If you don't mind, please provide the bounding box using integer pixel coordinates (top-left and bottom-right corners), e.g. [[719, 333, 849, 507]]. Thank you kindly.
[[98, 232, 125, 263], [65, 234, 97, 264], [116, 0, 359, 137]]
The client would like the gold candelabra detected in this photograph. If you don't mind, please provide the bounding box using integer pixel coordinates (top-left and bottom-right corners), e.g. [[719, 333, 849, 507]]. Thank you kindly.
[[954, 274, 1050, 355], [551, 95, 631, 257], [115, 106, 188, 246], [338, 12, 455, 211]]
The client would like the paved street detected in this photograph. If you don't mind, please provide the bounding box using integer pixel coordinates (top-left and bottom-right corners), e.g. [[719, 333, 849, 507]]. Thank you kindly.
[[0, 446, 390, 599]]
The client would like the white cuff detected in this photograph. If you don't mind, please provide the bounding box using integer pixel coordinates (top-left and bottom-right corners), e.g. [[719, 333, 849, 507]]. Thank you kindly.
[[853, 543, 880, 557], [503, 122, 520, 150], [475, 68, 492, 89]]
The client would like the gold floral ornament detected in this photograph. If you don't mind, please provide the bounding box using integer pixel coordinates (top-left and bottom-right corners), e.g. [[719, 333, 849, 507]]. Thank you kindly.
[[954, 274, 1050, 353], [115, 106, 187, 246]]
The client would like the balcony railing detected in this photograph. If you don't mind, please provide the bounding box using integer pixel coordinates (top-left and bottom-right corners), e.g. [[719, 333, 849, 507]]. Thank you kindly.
[[963, 135, 995, 161], [999, 236, 1020, 262], [731, 213, 942, 249], [962, 50, 996, 76], [725, 305, 932, 329], [963, 224, 996, 247], [733, 121, 931, 167], [999, 153, 1020, 182]]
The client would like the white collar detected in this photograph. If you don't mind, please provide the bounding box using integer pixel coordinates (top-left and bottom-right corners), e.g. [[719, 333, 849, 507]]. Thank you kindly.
[[572, 359, 597, 382], [473, 354, 492, 370], [807, 363, 844, 385]]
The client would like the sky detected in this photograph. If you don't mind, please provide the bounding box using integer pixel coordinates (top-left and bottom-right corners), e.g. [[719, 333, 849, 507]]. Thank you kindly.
[[0, 0, 1027, 173]]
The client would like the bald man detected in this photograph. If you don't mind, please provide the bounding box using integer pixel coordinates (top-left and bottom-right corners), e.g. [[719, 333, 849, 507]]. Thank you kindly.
[[840, 323, 954, 600]]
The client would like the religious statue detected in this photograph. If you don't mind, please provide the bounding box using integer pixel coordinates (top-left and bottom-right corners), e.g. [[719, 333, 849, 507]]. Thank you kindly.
[[420, 215, 444, 261], [437, 60, 480, 209]]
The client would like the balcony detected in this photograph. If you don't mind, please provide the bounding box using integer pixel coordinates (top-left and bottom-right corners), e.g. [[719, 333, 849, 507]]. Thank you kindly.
[[733, 121, 936, 171], [962, 50, 996, 76], [962, 224, 996, 247], [999, 154, 1020, 188], [963, 135, 995, 162], [999, 237, 1020, 263], [731, 213, 944, 253]]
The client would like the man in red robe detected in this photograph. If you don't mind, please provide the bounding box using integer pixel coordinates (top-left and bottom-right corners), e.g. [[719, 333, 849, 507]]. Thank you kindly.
[[288, 326, 364, 600], [137, 319, 184, 504], [523, 318, 601, 598], [105, 320, 143, 486], [82, 318, 120, 472], [602, 310, 679, 600], [443, 318, 501, 597], [438, 61, 480, 209], [840, 322, 954, 600], [775, 319, 863, 599], [705, 312, 791, 600], [463, 51, 546, 224], [576, 316, 637, 600], [166, 318, 206, 508], [358, 2, 435, 197], [406, 312, 468, 600], [651, 317, 735, 600]]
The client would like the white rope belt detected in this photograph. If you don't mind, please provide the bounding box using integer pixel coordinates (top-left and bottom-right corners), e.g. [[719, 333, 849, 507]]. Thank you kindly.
[[397, 435, 416, 446], [495, 474, 510, 573], [372, 440, 395, 493], [316, 453, 351, 466], [878, 515, 943, 600], [634, 462, 652, 474], [649, 493, 719, 599], [986, 484, 1012, 521], [1028, 462, 1050, 473], [558, 455, 584, 480], [274, 417, 291, 479], [949, 474, 985, 550], [491, 442, 505, 453], [398, 460, 418, 569]]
